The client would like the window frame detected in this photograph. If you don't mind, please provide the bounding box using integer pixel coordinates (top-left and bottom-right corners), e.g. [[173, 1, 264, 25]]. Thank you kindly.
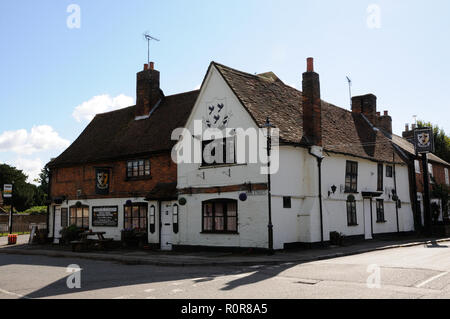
[[61, 208, 68, 228], [377, 163, 384, 191], [386, 165, 393, 178], [283, 196, 292, 209], [123, 203, 148, 232], [345, 161, 358, 193], [149, 205, 156, 234], [376, 199, 386, 223], [173, 204, 179, 234], [201, 137, 236, 167], [346, 199, 357, 226], [415, 160, 421, 174], [445, 168, 449, 185], [69, 205, 89, 229], [201, 199, 238, 234], [126, 159, 151, 179]]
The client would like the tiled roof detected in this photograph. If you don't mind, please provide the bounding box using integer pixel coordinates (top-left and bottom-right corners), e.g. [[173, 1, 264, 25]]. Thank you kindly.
[[49, 90, 199, 167], [214, 62, 403, 163], [392, 134, 450, 166], [145, 182, 178, 201]]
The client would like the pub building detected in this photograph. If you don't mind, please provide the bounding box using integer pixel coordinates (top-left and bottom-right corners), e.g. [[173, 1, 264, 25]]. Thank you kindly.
[[48, 58, 448, 251], [47, 62, 199, 248]]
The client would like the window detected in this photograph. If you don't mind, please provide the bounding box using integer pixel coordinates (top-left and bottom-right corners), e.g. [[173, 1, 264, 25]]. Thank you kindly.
[[415, 160, 421, 174], [69, 206, 89, 229], [124, 203, 148, 231], [202, 199, 238, 233], [376, 199, 385, 222], [127, 159, 151, 178], [428, 163, 434, 183], [377, 163, 384, 191], [61, 208, 68, 228], [345, 161, 358, 193], [173, 204, 179, 234], [386, 165, 393, 178], [445, 168, 449, 185], [201, 138, 235, 166], [149, 205, 156, 234], [346, 199, 357, 226], [283, 197, 292, 209]]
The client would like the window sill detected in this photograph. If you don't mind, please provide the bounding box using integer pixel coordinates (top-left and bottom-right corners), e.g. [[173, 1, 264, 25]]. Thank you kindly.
[[376, 220, 387, 223], [199, 163, 247, 170], [347, 224, 358, 227], [344, 191, 359, 194], [200, 231, 239, 235], [125, 176, 152, 182]]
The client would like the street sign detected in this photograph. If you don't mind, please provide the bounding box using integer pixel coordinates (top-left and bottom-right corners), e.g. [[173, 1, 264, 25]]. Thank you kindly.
[[414, 128, 434, 154], [3, 184, 12, 198]]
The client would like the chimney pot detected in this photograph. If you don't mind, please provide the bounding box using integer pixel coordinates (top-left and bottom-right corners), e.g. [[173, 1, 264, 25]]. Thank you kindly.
[[306, 57, 314, 72], [143, 64, 148, 71], [412, 124, 417, 130], [377, 112, 381, 117], [384, 110, 388, 116], [150, 62, 155, 70], [405, 124, 409, 132]]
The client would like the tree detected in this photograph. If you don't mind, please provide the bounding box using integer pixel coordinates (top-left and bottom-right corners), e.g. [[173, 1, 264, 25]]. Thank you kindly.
[[0, 164, 35, 212], [33, 166, 50, 206], [417, 121, 450, 163]]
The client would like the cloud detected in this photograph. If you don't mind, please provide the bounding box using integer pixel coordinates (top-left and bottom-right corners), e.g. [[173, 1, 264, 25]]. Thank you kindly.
[[0, 125, 70, 155], [8, 158, 44, 184], [72, 94, 134, 122]]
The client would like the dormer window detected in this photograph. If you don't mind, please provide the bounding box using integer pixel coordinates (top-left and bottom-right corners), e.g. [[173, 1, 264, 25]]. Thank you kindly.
[[127, 159, 151, 179]]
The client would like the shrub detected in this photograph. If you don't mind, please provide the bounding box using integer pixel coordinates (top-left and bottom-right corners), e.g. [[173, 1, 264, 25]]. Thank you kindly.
[[60, 225, 83, 245]]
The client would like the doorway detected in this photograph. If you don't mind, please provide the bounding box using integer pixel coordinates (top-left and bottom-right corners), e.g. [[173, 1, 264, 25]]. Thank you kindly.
[[160, 202, 173, 251], [362, 198, 373, 240], [53, 206, 62, 244]]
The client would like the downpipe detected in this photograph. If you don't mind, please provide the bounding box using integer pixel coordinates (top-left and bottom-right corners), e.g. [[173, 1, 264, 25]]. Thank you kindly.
[[309, 148, 324, 243]]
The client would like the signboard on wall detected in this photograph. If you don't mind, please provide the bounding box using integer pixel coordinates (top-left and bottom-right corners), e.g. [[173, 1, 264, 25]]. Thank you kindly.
[[95, 168, 110, 195], [414, 128, 435, 154], [92, 206, 118, 227]]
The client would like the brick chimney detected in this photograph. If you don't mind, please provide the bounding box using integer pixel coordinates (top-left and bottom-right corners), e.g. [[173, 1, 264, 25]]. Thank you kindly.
[[135, 62, 163, 119], [402, 123, 415, 143], [377, 110, 392, 135], [302, 57, 322, 146], [352, 94, 377, 125]]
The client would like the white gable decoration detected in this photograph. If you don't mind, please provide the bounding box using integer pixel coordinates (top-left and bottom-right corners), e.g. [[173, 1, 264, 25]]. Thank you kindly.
[[203, 98, 232, 130]]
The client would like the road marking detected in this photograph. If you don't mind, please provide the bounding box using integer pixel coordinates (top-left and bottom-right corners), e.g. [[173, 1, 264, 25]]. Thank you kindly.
[[171, 289, 183, 293], [0, 288, 31, 299], [415, 272, 449, 288]]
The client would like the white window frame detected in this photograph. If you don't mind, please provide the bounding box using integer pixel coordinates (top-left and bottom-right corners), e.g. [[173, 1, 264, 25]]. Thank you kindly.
[[445, 168, 449, 185], [414, 160, 421, 174]]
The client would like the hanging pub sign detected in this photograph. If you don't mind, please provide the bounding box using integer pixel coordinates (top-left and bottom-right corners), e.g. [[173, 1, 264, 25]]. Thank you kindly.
[[414, 127, 435, 154], [92, 206, 118, 227], [95, 168, 110, 195]]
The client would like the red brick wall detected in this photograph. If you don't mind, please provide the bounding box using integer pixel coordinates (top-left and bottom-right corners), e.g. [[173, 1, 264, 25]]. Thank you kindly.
[[416, 160, 449, 193], [50, 153, 176, 200]]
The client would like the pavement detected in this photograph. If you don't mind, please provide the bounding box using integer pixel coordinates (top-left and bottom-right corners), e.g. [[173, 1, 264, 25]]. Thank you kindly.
[[1, 234, 450, 267], [2, 241, 450, 299]]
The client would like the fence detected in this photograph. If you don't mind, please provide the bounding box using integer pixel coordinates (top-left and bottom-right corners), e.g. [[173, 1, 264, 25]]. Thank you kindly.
[[0, 222, 47, 234]]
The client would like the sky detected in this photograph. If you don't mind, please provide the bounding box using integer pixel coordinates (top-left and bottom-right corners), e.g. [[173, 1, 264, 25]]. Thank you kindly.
[[1, 0, 449, 183]]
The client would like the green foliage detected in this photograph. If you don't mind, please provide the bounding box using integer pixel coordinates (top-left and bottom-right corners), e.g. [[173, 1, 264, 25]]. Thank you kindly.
[[18, 206, 47, 215], [417, 121, 450, 163], [60, 225, 83, 245], [0, 164, 48, 211], [431, 176, 449, 221]]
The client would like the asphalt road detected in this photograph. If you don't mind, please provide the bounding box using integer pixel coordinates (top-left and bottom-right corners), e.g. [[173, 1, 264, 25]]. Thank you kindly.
[[1, 241, 450, 299]]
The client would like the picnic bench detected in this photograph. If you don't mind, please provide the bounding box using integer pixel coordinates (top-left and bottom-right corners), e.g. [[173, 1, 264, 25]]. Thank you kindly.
[[71, 231, 113, 252]]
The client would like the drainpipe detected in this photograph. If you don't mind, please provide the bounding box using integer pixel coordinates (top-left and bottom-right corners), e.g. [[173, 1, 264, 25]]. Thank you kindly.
[[393, 152, 400, 233], [309, 148, 324, 243]]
